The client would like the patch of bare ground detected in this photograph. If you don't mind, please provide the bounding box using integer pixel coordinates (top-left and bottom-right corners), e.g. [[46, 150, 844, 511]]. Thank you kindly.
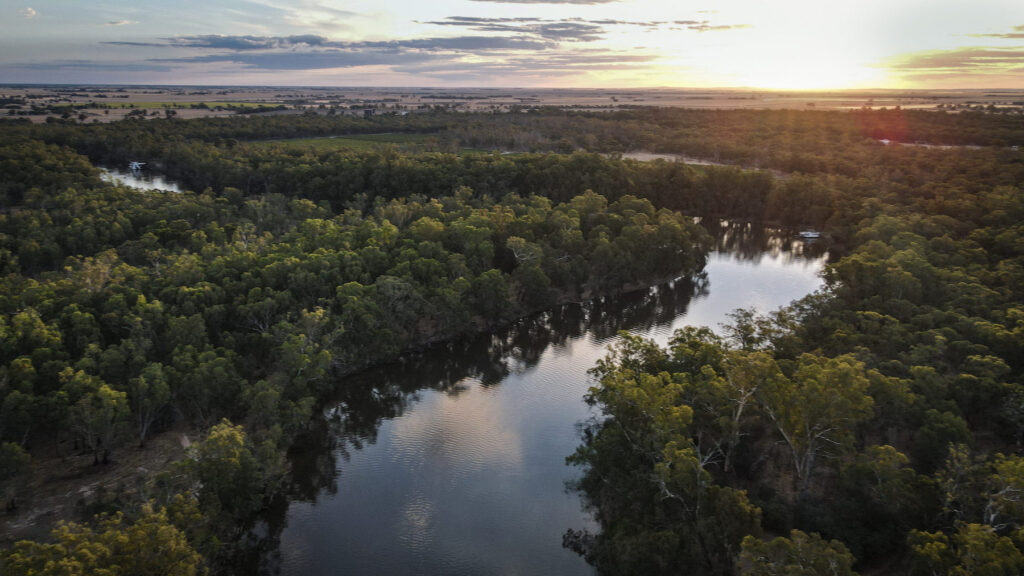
[[0, 424, 195, 547]]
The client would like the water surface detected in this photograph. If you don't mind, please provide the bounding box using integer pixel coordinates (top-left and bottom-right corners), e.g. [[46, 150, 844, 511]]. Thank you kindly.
[[618, 151, 729, 166], [99, 167, 184, 193], [273, 223, 828, 576]]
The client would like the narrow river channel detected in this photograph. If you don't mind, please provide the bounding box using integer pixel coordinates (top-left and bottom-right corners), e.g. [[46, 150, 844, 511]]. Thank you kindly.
[[267, 222, 828, 576]]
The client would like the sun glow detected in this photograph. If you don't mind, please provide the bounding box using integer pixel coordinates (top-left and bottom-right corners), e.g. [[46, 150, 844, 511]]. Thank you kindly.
[[729, 58, 888, 90]]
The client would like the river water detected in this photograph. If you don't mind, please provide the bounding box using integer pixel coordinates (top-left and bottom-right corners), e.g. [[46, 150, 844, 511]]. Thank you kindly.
[[266, 222, 828, 576], [99, 167, 183, 193], [618, 151, 728, 166]]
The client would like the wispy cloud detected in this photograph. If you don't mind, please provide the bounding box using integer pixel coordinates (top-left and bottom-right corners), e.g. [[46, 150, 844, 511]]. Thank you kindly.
[[19, 6, 36, 18], [584, 19, 667, 28], [390, 49, 658, 80], [10, 59, 173, 72], [107, 34, 555, 52], [886, 46, 1024, 71], [106, 35, 333, 50], [690, 23, 752, 32], [94, 26, 662, 82], [969, 24, 1024, 39], [358, 36, 554, 51], [156, 50, 441, 70], [422, 16, 750, 39], [243, 0, 359, 33], [421, 17, 604, 42], [669, 20, 751, 32], [152, 46, 658, 78], [881, 46, 1024, 86], [103, 20, 136, 26]]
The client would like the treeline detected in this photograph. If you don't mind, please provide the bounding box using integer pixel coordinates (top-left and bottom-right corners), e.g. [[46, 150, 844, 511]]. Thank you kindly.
[[442, 108, 1024, 178], [5, 111, 451, 153], [442, 107, 1024, 152], [6, 108, 1022, 234], [567, 119, 1024, 572], [8, 107, 1024, 183]]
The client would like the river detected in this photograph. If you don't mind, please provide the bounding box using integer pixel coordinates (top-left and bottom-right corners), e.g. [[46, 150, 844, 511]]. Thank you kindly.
[[618, 151, 729, 166], [264, 222, 828, 576], [99, 166, 184, 193]]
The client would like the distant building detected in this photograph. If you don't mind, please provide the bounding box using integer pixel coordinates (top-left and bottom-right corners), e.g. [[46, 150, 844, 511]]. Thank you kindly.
[[363, 109, 374, 118]]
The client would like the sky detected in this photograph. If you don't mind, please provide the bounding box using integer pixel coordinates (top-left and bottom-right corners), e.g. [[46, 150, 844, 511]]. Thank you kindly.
[[1, 0, 1023, 89]]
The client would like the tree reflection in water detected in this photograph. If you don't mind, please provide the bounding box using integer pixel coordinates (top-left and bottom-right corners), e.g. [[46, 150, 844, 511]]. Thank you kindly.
[[247, 222, 826, 575]]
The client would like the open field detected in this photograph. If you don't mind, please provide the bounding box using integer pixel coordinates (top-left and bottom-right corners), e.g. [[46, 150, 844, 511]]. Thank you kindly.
[[51, 101, 283, 110], [4, 85, 1024, 125]]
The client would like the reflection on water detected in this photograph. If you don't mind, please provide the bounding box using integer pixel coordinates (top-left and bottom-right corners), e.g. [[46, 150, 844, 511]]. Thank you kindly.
[[702, 219, 828, 263], [261, 223, 828, 576], [617, 151, 729, 166], [99, 167, 184, 193], [875, 139, 983, 150]]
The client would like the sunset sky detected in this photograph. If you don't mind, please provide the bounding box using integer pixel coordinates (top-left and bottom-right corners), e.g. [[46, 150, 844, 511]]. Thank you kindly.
[[2, 0, 1023, 89]]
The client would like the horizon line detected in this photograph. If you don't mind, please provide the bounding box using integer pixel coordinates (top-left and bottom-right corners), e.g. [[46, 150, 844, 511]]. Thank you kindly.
[[3, 83, 1024, 93]]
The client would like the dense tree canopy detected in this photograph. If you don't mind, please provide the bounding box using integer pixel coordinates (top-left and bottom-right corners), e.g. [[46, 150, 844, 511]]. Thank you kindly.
[[1, 106, 1023, 574]]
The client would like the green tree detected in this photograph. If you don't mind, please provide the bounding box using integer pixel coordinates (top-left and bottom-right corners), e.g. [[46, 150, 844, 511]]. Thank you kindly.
[[184, 419, 283, 525], [739, 530, 859, 576], [0, 441, 31, 510], [1, 505, 205, 576], [909, 524, 1024, 576], [758, 354, 873, 495], [65, 371, 128, 465], [129, 363, 170, 447]]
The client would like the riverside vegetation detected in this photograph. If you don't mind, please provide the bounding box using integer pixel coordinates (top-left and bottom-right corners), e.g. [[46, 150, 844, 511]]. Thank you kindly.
[[0, 107, 1023, 575]]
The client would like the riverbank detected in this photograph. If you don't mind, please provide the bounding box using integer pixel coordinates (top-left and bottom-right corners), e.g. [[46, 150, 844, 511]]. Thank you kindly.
[[0, 252, 710, 550], [0, 422, 195, 547], [274, 233, 827, 575]]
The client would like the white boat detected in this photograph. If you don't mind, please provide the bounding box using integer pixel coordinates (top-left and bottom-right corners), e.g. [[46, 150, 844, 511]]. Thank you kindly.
[[798, 230, 822, 239]]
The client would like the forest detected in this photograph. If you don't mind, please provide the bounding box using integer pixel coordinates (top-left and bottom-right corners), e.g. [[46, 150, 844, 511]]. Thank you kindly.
[[1, 107, 1023, 575]]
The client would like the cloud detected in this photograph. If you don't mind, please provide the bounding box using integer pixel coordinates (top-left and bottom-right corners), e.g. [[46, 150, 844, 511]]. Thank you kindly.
[[969, 25, 1024, 39], [584, 19, 666, 28], [157, 45, 656, 76], [671, 20, 751, 32], [103, 20, 136, 26], [19, 6, 36, 18], [690, 23, 751, 32], [390, 49, 658, 80], [423, 17, 604, 42], [422, 15, 748, 41], [141, 32, 566, 72], [111, 34, 554, 53], [10, 59, 172, 72], [881, 46, 1024, 86], [156, 50, 441, 70], [358, 36, 554, 51], [427, 16, 676, 29], [106, 34, 331, 50], [886, 46, 1024, 71], [94, 22, 668, 81]]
